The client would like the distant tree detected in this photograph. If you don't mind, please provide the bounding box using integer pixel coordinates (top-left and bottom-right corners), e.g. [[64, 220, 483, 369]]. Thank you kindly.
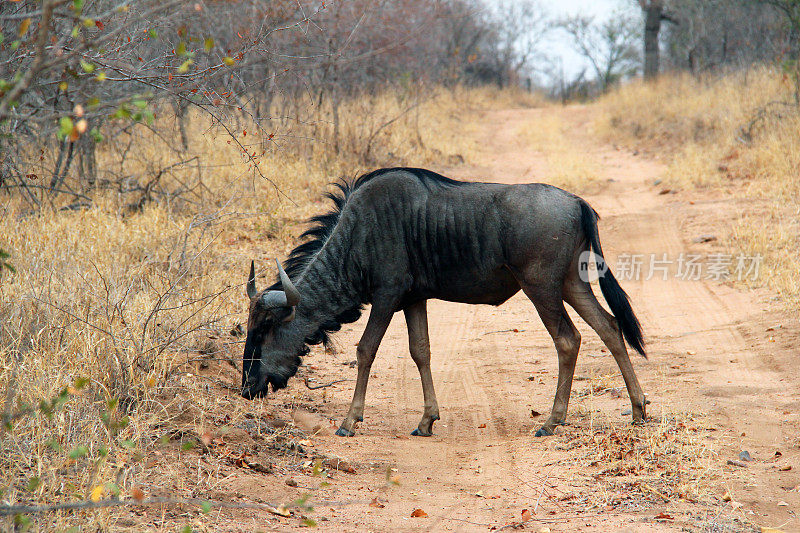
[[753, 0, 800, 102], [560, 12, 641, 92], [635, 0, 679, 78], [663, 0, 785, 75], [486, 0, 550, 87]]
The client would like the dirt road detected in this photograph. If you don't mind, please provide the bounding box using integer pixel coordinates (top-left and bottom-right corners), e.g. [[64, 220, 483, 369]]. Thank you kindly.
[[226, 105, 800, 532]]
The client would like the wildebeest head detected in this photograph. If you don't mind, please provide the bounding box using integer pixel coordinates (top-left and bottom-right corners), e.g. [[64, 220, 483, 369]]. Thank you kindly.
[[240, 260, 305, 399]]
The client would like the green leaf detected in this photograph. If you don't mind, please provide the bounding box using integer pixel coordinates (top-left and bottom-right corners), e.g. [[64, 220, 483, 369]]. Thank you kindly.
[[302, 519, 318, 527], [112, 105, 131, 119], [80, 60, 95, 73], [106, 398, 118, 410], [148, 28, 157, 39], [58, 117, 75, 140], [11, 40, 20, 51], [95, 71, 106, 81], [0, 33, 5, 45], [181, 525, 192, 533], [177, 59, 193, 74], [26, 477, 40, 492], [120, 439, 136, 449], [181, 441, 195, 451], [106, 482, 120, 497], [133, 99, 147, 109], [82, 18, 95, 28], [200, 501, 211, 514], [90, 127, 103, 143], [223, 56, 235, 66], [73, 0, 84, 12], [99, 445, 109, 457], [68, 445, 88, 459], [71, 26, 80, 38], [176, 41, 187, 57], [204, 38, 214, 52]]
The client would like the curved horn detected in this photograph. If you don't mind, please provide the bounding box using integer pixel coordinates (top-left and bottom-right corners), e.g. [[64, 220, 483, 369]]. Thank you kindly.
[[276, 259, 300, 307], [247, 260, 257, 299]]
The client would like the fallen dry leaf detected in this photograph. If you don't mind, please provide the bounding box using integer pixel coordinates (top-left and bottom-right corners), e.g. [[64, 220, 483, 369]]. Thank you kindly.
[[777, 501, 789, 507], [90, 485, 104, 502], [478, 423, 487, 429], [369, 498, 385, 508], [530, 410, 542, 417], [411, 508, 428, 518], [521, 509, 532, 521], [722, 491, 731, 502], [268, 505, 291, 517], [654, 512, 674, 520], [779, 465, 793, 471], [130, 487, 145, 502]]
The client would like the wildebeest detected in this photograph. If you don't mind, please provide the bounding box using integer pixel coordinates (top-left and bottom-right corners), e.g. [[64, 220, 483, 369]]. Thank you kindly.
[[241, 167, 647, 437]]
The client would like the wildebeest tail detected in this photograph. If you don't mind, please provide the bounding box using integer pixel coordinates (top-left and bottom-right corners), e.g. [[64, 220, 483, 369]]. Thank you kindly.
[[579, 200, 646, 357]]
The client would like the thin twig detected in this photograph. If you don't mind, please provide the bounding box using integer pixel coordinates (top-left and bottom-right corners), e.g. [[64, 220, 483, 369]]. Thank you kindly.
[[304, 377, 351, 390]]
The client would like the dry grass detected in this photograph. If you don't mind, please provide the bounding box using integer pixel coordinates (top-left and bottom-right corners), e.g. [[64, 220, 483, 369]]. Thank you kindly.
[[516, 109, 600, 192], [0, 85, 540, 530], [567, 374, 723, 508], [596, 66, 800, 301]]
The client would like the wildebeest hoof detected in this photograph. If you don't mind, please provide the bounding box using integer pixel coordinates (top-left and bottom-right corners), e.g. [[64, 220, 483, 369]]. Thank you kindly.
[[335, 427, 355, 437], [535, 427, 554, 437], [411, 428, 433, 437], [631, 418, 645, 426]]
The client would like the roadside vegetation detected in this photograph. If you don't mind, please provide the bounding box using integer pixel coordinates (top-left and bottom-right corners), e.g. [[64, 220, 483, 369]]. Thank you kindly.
[[597, 67, 800, 300]]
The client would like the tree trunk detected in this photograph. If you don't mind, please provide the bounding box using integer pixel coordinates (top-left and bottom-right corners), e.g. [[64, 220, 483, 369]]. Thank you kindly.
[[643, 1, 663, 79]]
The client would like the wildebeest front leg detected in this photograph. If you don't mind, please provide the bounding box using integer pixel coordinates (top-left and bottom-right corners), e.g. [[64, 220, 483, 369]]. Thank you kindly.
[[404, 300, 440, 436], [335, 296, 397, 437]]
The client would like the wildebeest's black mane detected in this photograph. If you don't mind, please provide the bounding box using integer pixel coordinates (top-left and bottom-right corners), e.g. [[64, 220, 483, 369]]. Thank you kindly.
[[268, 167, 463, 348]]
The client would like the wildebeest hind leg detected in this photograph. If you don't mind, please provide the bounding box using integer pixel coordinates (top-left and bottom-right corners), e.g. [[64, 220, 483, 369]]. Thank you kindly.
[[404, 300, 440, 436], [519, 284, 581, 437], [564, 279, 647, 424], [336, 295, 397, 437]]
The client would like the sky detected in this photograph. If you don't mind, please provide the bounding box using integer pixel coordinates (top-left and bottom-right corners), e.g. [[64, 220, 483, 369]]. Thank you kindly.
[[531, 0, 639, 84]]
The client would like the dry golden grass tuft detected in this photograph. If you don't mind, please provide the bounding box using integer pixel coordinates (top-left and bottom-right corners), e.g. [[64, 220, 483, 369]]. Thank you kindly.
[[0, 86, 537, 529], [596, 67, 800, 302]]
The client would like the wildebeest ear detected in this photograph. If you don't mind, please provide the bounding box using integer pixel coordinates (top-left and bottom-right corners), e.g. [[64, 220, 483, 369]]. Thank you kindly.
[[247, 260, 257, 299]]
